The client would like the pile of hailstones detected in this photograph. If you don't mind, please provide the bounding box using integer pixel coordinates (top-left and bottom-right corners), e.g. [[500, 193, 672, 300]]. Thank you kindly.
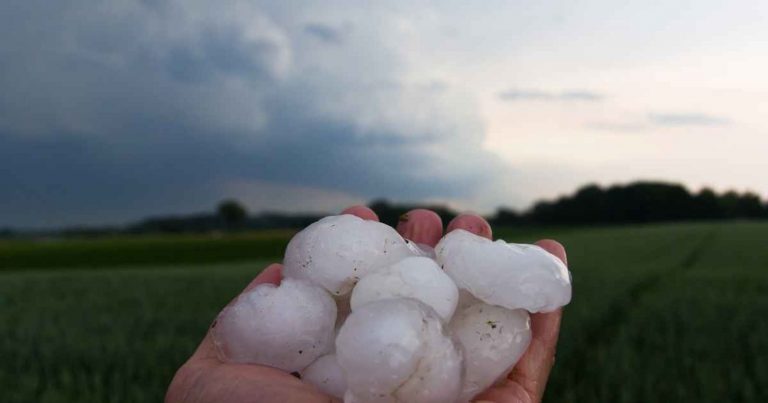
[[213, 214, 572, 403]]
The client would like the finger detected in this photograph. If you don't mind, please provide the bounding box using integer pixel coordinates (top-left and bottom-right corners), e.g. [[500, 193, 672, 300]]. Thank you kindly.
[[473, 380, 532, 403], [193, 263, 284, 360], [341, 205, 379, 221], [243, 263, 283, 291], [446, 213, 493, 239], [505, 239, 567, 402], [396, 209, 444, 247], [535, 239, 567, 265]]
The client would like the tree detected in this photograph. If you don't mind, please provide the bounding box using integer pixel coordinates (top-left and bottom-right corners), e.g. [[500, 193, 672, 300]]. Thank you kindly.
[[217, 199, 248, 228]]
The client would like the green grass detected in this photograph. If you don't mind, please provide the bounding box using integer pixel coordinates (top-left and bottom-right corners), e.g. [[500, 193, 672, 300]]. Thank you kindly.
[[0, 231, 293, 270], [1, 222, 767, 402]]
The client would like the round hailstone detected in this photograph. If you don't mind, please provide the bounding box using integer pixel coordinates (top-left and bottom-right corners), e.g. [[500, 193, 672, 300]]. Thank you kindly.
[[212, 278, 336, 372], [350, 256, 459, 321], [336, 298, 463, 403], [449, 303, 532, 402], [436, 229, 571, 313], [283, 215, 413, 295], [301, 354, 347, 399]]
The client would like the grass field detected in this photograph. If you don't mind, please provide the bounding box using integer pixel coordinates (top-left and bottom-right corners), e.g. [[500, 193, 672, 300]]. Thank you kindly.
[[1, 221, 767, 402]]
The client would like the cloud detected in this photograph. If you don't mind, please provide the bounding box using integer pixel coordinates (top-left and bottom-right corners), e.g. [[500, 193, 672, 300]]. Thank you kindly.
[[303, 23, 346, 44], [584, 122, 650, 133], [648, 113, 731, 127], [498, 89, 604, 102], [586, 111, 732, 133], [0, 0, 505, 228]]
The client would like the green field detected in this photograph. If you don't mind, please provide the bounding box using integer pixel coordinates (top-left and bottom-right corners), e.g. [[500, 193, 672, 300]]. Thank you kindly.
[[1, 222, 767, 402]]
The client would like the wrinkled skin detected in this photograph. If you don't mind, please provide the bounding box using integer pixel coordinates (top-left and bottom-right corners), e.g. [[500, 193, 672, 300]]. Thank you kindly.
[[166, 206, 568, 403]]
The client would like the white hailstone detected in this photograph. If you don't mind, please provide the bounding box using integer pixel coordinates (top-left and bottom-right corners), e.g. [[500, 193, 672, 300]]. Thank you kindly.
[[405, 240, 436, 259], [212, 278, 336, 372], [436, 229, 571, 313], [301, 354, 347, 399], [449, 303, 532, 402], [350, 256, 459, 321], [336, 298, 463, 403], [283, 215, 413, 295]]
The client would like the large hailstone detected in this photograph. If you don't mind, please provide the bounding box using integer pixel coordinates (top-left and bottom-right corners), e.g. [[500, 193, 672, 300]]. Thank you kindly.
[[212, 278, 336, 372], [336, 298, 463, 403], [449, 303, 532, 402], [436, 230, 571, 313], [350, 256, 459, 321], [301, 354, 347, 399], [283, 215, 413, 295]]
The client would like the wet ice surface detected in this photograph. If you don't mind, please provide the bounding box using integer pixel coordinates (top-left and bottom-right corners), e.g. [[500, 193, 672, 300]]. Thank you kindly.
[[213, 217, 572, 403], [405, 240, 436, 259], [336, 299, 463, 403], [436, 229, 572, 313], [301, 354, 347, 399], [211, 278, 337, 372], [449, 303, 532, 402], [350, 256, 458, 321], [283, 215, 413, 296]]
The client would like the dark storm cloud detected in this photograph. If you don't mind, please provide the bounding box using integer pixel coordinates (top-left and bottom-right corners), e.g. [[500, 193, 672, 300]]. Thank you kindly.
[[0, 0, 502, 227], [498, 89, 604, 102]]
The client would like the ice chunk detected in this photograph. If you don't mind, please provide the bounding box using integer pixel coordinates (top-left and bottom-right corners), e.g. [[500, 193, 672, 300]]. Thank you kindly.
[[436, 230, 571, 312], [283, 215, 413, 295], [301, 354, 347, 399], [449, 303, 531, 401], [336, 298, 463, 403], [212, 278, 336, 372], [350, 256, 459, 321]]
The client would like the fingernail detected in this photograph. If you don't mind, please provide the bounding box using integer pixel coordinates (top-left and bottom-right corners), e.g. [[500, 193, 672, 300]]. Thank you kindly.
[[341, 205, 379, 221], [447, 214, 492, 239], [396, 209, 443, 246]]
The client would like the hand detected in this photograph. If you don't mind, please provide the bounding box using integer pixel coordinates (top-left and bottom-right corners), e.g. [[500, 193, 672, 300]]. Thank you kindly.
[[166, 206, 567, 403]]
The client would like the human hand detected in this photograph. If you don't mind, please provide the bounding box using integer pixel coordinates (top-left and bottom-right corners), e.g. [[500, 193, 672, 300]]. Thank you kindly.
[[165, 206, 566, 403]]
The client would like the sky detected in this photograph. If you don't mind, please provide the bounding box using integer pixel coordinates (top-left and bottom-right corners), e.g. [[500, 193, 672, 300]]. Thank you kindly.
[[1, 0, 767, 228]]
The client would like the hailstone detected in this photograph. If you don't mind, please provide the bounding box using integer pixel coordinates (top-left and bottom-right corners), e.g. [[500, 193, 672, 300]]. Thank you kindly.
[[301, 354, 347, 399], [212, 278, 336, 372], [283, 215, 413, 295], [449, 303, 532, 402], [436, 229, 571, 313], [350, 256, 459, 321], [336, 298, 463, 403], [210, 214, 574, 403]]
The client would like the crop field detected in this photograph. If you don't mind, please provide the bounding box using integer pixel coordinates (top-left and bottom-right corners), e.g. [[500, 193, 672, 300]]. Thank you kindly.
[[1, 221, 767, 402]]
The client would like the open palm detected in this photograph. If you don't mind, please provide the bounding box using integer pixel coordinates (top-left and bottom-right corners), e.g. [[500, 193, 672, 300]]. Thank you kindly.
[[166, 206, 567, 403]]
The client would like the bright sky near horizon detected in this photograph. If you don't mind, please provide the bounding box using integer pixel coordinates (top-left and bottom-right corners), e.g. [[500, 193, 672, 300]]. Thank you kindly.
[[1, 0, 767, 228]]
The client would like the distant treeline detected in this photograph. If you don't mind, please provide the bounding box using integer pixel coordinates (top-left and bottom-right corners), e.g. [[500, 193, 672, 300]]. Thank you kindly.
[[508, 182, 767, 225], [373, 182, 767, 226], [2, 181, 766, 237]]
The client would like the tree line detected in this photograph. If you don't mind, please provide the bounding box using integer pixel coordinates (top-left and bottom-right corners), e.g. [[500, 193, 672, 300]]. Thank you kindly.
[[2, 181, 766, 237], [496, 181, 767, 225], [138, 181, 767, 232]]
